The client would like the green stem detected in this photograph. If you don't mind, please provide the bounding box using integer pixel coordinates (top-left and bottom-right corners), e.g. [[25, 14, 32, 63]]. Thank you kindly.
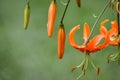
[[118, 0, 120, 63], [118, 0, 120, 34], [118, 46, 120, 63], [77, 71, 84, 80], [85, 0, 111, 45], [60, 0, 70, 24], [89, 55, 97, 70]]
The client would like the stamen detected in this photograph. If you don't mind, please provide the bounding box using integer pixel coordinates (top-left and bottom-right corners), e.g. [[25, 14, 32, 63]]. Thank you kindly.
[[76, 71, 84, 80], [109, 52, 119, 61], [76, 54, 89, 79], [89, 55, 97, 71], [96, 67, 100, 75], [76, 54, 87, 68], [107, 54, 111, 64], [110, 35, 118, 42], [71, 66, 76, 72]]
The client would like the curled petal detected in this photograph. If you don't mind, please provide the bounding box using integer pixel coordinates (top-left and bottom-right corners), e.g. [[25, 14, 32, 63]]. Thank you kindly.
[[109, 20, 118, 36], [100, 26, 108, 37], [100, 19, 109, 27], [68, 25, 85, 52], [87, 34, 104, 52], [100, 19, 109, 35], [83, 23, 90, 43]]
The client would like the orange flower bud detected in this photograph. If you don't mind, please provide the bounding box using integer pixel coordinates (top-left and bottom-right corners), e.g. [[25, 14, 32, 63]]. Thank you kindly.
[[47, 0, 57, 37], [76, 0, 81, 7], [58, 24, 66, 59]]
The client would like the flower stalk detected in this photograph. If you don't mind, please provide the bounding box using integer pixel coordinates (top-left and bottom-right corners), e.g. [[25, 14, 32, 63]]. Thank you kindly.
[[117, 0, 120, 63], [85, 0, 111, 45], [60, 0, 70, 24]]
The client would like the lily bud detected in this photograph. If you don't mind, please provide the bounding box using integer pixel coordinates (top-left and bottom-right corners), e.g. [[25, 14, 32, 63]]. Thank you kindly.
[[47, 0, 57, 37], [58, 24, 66, 59], [24, 2, 30, 30]]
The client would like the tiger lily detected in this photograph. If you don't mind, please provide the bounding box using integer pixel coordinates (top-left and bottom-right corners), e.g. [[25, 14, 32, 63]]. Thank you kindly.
[[69, 23, 108, 54], [69, 21, 108, 79], [100, 20, 120, 63], [100, 20, 120, 46]]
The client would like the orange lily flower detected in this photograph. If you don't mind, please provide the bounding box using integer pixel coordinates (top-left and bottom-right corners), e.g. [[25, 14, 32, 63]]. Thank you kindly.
[[100, 20, 120, 46], [68, 22, 108, 79], [47, 0, 57, 37], [100, 20, 120, 63], [58, 24, 66, 59], [69, 23, 107, 54]]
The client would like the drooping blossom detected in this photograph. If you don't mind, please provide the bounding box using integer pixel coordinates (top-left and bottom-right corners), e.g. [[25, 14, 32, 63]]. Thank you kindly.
[[68, 21, 108, 79], [100, 20, 120, 46]]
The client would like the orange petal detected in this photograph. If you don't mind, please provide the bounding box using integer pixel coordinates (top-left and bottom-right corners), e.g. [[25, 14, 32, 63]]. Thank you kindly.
[[109, 20, 118, 36], [68, 25, 85, 52], [100, 20, 109, 35], [58, 24, 66, 59], [100, 26, 108, 37], [87, 34, 104, 52], [83, 23, 90, 43], [100, 19, 109, 27], [47, 0, 57, 37]]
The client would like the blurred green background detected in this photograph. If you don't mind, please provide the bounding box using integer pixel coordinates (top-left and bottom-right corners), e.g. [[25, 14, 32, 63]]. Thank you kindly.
[[0, 0, 120, 80]]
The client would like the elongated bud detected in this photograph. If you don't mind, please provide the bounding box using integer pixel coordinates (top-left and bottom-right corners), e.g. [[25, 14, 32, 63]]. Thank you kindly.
[[76, 0, 81, 7], [24, 1, 30, 30], [47, 0, 57, 37], [58, 24, 66, 59]]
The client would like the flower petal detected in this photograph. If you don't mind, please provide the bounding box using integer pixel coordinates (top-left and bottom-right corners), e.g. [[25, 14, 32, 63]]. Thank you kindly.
[[87, 34, 104, 52], [83, 23, 90, 43], [100, 19, 109, 27], [68, 25, 85, 52], [109, 20, 118, 37], [100, 20, 109, 36]]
